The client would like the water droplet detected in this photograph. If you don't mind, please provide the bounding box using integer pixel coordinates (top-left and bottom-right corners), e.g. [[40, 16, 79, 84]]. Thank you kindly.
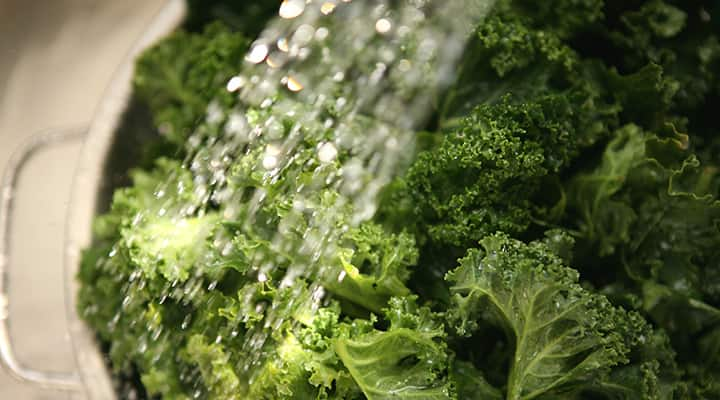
[[315, 27, 330, 41], [418, 38, 437, 60], [246, 44, 269, 64], [286, 76, 304, 92], [277, 37, 290, 52], [397, 25, 411, 37], [292, 198, 305, 211], [298, 47, 311, 60], [226, 75, 245, 92], [206, 101, 224, 124], [336, 97, 347, 109], [370, 62, 387, 84], [266, 143, 282, 156], [279, 0, 305, 19], [292, 24, 315, 45], [181, 314, 191, 330], [260, 98, 273, 108], [225, 112, 249, 138], [266, 119, 285, 139], [380, 48, 396, 63], [263, 154, 279, 170], [320, 2, 337, 15], [375, 18, 392, 34], [386, 137, 399, 149], [317, 142, 338, 163], [311, 286, 326, 302], [266, 52, 287, 69]]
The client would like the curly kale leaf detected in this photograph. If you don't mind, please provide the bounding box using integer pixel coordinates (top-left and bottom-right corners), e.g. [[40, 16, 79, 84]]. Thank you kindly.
[[404, 95, 580, 249], [441, 14, 579, 120], [472, 15, 577, 79], [334, 296, 454, 399], [183, 335, 243, 399], [447, 233, 649, 400], [450, 360, 503, 400], [583, 0, 720, 122], [91, 158, 220, 282], [246, 324, 354, 399], [324, 224, 418, 314], [229, 294, 455, 399], [512, 0, 604, 38], [565, 123, 720, 322], [134, 23, 251, 146], [558, 121, 720, 396], [566, 125, 648, 257]]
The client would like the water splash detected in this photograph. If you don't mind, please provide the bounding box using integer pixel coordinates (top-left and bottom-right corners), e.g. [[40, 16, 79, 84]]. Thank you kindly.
[[105, 0, 495, 392]]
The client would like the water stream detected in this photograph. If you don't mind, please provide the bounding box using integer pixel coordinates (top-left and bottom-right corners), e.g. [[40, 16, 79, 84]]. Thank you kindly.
[[108, 0, 494, 394]]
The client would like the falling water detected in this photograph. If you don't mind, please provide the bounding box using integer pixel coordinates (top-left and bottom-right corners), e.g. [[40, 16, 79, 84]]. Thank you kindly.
[[102, 0, 495, 394]]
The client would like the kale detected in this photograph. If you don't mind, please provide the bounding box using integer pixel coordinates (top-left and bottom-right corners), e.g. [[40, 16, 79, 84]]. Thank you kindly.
[[446, 232, 657, 399], [78, 0, 720, 398]]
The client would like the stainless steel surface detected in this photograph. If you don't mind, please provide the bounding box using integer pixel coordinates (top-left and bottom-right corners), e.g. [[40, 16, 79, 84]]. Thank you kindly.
[[0, 0, 185, 398], [1, 128, 87, 392]]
